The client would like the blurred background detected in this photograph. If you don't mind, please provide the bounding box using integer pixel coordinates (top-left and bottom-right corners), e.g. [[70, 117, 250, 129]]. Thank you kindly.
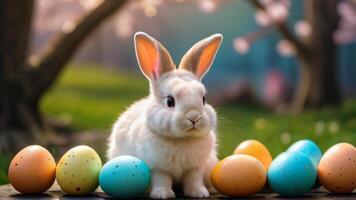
[[0, 0, 355, 184]]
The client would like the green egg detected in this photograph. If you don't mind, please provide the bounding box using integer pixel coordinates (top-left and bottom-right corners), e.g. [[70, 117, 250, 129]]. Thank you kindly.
[[56, 145, 102, 195]]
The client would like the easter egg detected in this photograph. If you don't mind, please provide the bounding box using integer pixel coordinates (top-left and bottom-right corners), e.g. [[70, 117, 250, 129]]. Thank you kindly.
[[56, 145, 102, 195], [233, 139, 272, 171], [318, 143, 356, 193], [287, 140, 322, 168], [211, 154, 266, 197], [99, 155, 151, 199], [268, 151, 317, 196], [8, 145, 56, 194]]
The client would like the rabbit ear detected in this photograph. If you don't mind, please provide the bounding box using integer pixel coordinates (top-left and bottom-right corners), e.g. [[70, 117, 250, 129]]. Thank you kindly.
[[134, 32, 175, 81], [179, 34, 222, 80]]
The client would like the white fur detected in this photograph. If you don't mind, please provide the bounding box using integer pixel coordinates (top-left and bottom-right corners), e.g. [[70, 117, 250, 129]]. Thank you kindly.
[[108, 33, 221, 199]]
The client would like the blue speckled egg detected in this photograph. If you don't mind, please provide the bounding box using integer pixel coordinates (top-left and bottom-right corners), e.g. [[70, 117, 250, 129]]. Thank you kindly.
[[99, 155, 151, 199], [287, 140, 322, 168], [268, 152, 317, 197]]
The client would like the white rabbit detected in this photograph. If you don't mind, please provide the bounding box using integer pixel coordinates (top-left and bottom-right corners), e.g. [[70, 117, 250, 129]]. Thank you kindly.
[[108, 32, 222, 199]]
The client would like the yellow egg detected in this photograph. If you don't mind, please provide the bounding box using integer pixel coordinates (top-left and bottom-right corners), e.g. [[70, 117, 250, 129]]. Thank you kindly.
[[8, 145, 56, 194], [211, 154, 266, 197], [233, 139, 272, 171], [318, 143, 356, 193], [56, 145, 102, 195]]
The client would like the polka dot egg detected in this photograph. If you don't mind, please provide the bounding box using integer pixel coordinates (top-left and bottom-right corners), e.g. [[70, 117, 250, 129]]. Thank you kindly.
[[99, 155, 151, 199], [56, 145, 102, 195], [318, 143, 356, 193], [8, 145, 56, 194]]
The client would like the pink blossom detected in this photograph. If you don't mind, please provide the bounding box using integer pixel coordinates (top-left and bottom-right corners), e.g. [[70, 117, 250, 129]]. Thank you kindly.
[[233, 38, 250, 54], [255, 10, 272, 27], [276, 40, 296, 57], [294, 20, 312, 38], [266, 2, 289, 23]]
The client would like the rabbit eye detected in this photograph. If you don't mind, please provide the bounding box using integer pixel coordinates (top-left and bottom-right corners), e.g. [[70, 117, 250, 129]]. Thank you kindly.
[[203, 96, 206, 105], [166, 95, 175, 108]]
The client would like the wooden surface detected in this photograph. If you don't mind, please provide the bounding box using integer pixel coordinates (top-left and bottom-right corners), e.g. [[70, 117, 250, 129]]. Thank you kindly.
[[0, 183, 355, 199]]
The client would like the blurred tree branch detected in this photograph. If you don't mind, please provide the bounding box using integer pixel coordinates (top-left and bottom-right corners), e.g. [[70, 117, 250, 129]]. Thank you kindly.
[[249, 0, 311, 60], [27, 0, 127, 102], [248, 0, 311, 113], [247, 0, 340, 113]]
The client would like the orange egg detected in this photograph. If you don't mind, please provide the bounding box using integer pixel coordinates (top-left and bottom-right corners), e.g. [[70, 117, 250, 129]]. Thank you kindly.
[[318, 143, 356, 193], [233, 139, 272, 171], [8, 145, 56, 194], [211, 154, 266, 197]]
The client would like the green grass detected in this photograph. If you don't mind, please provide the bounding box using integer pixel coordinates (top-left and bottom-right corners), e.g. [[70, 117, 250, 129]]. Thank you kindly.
[[216, 103, 356, 158], [0, 154, 10, 185], [1, 64, 355, 184], [41, 65, 148, 130]]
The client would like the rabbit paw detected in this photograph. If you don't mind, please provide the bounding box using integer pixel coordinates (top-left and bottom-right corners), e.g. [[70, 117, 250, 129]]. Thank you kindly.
[[184, 186, 210, 198], [150, 187, 176, 199], [207, 185, 217, 194]]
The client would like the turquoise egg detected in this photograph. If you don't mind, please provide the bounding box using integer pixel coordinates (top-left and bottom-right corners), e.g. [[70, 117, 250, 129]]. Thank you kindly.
[[287, 140, 322, 168], [268, 152, 317, 197], [99, 155, 151, 199]]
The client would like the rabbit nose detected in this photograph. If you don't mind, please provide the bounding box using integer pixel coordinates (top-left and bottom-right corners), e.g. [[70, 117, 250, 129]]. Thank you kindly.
[[185, 111, 201, 124]]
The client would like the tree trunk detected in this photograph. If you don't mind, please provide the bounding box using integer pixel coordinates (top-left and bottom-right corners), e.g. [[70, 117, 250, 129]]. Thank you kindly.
[[0, 1, 41, 152], [289, 59, 312, 113], [0, 0, 127, 152], [304, 0, 341, 107]]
